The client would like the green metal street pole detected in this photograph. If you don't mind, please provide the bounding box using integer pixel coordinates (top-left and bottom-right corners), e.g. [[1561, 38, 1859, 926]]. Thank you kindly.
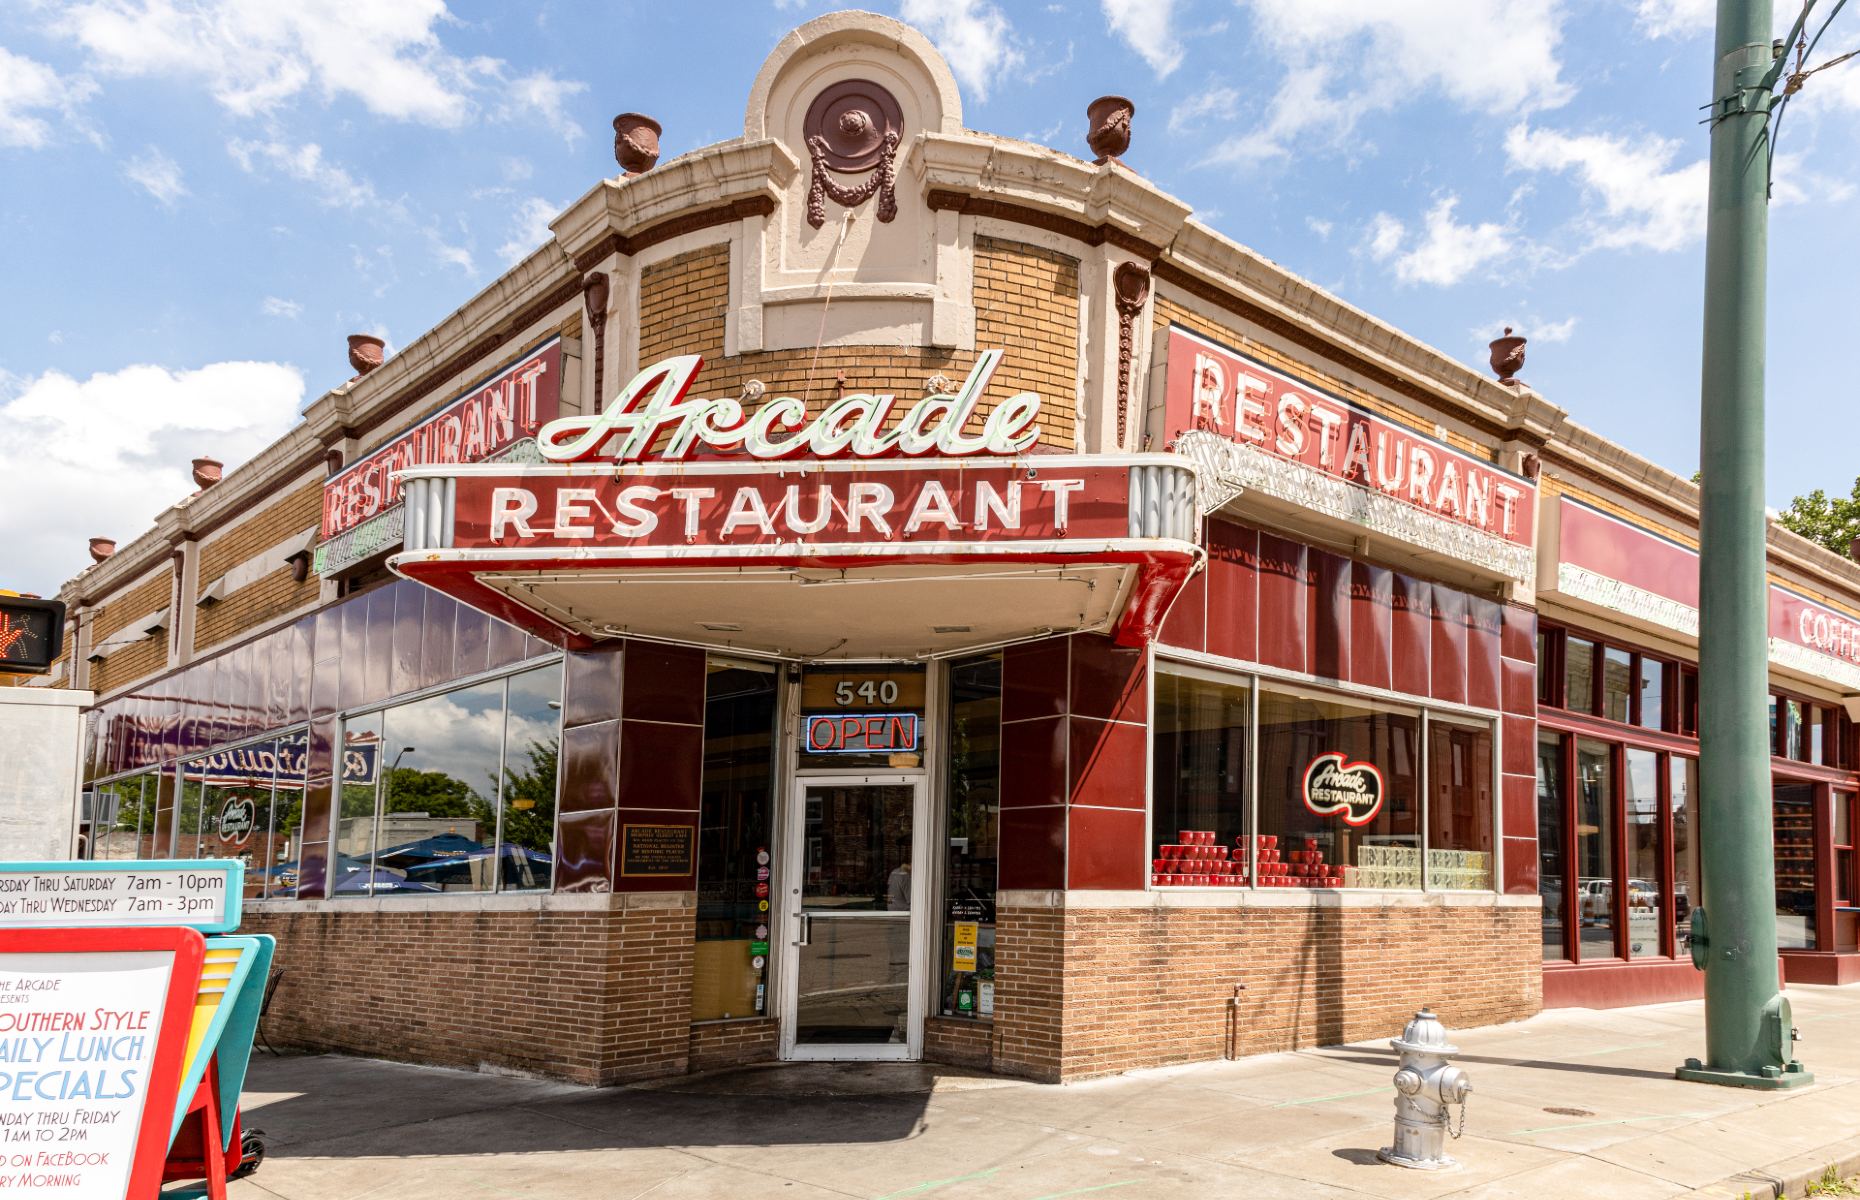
[[1678, 0, 1811, 1090]]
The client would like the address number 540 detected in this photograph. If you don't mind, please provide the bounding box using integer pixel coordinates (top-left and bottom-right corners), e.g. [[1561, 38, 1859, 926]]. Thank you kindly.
[[835, 680, 900, 706]]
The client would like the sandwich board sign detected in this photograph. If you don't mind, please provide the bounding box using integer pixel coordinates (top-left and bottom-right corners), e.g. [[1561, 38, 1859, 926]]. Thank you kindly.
[[0, 860, 268, 1199]]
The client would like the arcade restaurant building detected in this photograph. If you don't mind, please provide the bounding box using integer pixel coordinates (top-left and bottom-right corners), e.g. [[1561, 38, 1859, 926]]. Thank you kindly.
[[40, 13, 1860, 1084]]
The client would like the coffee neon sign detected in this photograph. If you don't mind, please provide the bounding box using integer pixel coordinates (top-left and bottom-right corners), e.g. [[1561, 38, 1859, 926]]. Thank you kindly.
[[537, 349, 1040, 463]]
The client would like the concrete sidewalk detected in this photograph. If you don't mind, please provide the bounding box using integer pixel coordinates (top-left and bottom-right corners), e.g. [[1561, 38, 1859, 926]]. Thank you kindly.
[[224, 986, 1860, 1200]]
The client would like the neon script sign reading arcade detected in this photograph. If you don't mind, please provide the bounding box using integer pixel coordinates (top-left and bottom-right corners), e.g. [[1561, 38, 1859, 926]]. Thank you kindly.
[[537, 349, 1042, 463]]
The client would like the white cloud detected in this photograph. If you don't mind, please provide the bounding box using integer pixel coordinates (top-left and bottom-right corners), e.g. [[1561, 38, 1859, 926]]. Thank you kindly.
[[1631, 0, 1714, 39], [429, 236, 474, 274], [1505, 122, 1706, 252], [54, 0, 585, 134], [1102, 0, 1183, 78], [0, 361, 304, 595], [260, 296, 302, 318], [1168, 85, 1239, 134], [1365, 197, 1511, 287], [1208, 1, 1572, 165], [496, 196, 559, 266], [1474, 315, 1577, 344], [124, 146, 186, 206], [1365, 212, 1405, 260], [498, 71, 586, 144], [0, 45, 95, 148], [227, 139, 386, 211], [1305, 216, 1334, 241], [900, 0, 1025, 102]]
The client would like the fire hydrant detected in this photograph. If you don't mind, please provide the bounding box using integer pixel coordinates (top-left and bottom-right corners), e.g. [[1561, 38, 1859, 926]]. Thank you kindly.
[[1377, 1008, 1472, 1170]]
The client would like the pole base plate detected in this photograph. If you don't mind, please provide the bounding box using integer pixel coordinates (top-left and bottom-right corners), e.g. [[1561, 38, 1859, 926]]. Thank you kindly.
[[1675, 1062, 1814, 1090]]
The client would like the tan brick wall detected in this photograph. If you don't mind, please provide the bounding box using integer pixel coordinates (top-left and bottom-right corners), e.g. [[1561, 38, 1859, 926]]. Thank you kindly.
[[245, 898, 696, 1085], [1155, 295, 1495, 462], [199, 480, 321, 583], [195, 566, 319, 654], [993, 901, 1539, 1083], [689, 1018, 778, 1072], [975, 237, 1079, 447], [923, 1015, 994, 1070], [89, 571, 172, 696], [635, 242, 1078, 446]]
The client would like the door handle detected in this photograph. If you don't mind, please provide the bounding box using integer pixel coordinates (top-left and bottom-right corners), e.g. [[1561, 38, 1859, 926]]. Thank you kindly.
[[794, 913, 810, 947]]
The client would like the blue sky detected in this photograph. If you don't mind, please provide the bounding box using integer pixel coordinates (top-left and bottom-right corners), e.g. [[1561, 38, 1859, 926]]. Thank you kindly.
[[1, 0, 1856, 595]]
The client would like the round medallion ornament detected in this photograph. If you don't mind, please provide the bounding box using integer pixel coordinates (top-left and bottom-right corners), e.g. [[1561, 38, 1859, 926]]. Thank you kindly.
[[803, 80, 904, 171]]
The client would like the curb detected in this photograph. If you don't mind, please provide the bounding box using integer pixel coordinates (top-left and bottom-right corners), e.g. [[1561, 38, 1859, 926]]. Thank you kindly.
[[1707, 1138, 1860, 1199]]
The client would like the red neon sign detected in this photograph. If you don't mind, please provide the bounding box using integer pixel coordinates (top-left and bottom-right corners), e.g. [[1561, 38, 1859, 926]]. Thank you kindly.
[[804, 713, 920, 755]]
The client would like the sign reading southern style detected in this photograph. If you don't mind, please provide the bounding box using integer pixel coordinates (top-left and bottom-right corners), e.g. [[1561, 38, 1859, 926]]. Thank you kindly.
[[1302, 752, 1385, 826], [1161, 326, 1536, 578], [317, 338, 562, 571]]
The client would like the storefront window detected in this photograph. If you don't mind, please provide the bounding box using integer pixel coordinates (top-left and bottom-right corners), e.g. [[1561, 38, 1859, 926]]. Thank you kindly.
[[1538, 734, 1568, 961], [499, 665, 562, 891], [695, 662, 778, 1023], [1152, 670, 1251, 884], [178, 737, 298, 898], [1601, 648, 1633, 723], [1565, 637, 1596, 715], [1624, 749, 1661, 958], [1774, 782, 1817, 950], [1258, 687, 1419, 888], [333, 664, 562, 898], [797, 664, 927, 770], [1576, 739, 1616, 959], [1672, 757, 1699, 955], [334, 713, 382, 893], [1811, 707, 1829, 766], [85, 773, 156, 861], [1784, 699, 1805, 762], [1835, 793, 1857, 953], [941, 655, 1001, 1020], [1426, 718, 1494, 890], [1637, 658, 1665, 730]]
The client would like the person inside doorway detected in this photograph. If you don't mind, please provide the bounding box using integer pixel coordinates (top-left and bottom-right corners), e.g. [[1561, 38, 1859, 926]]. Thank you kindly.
[[887, 837, 911, 910]]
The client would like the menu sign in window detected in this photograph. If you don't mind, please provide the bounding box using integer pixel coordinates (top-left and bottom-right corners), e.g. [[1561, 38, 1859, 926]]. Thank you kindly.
[[0, 949, 173, 1199]]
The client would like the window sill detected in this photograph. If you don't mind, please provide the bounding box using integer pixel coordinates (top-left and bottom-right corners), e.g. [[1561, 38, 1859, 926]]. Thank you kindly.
[[997, 888, 1538, 910], [244, 890, 693, 915]]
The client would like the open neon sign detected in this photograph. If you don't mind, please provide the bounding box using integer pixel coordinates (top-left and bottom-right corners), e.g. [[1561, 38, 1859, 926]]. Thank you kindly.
[[804, 712, 920, 755]]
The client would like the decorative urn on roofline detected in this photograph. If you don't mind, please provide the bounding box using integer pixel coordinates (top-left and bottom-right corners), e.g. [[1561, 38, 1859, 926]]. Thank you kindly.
[[347, 334, 385, 378], [613, 113, 662, 175], [1488, 327, 1527, 387], [1087, 95, 1135, 164]]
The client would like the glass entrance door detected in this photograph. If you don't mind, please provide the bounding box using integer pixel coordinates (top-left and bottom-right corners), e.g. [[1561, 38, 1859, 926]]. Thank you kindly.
[[780, 776, 926, 1060]]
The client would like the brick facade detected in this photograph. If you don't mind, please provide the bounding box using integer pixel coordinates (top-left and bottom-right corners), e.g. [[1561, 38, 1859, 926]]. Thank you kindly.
[[634, 242, 1079, 446], [688, 1018, 778, 1072], [88, 570, 173, 696], [193, 479, 322, 654], [245, 894, 695, 1085], [989, 898, 1539, 1083]]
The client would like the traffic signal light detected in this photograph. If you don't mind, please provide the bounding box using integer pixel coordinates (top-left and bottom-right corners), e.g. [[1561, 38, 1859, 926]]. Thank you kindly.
[[0, 595, 65, 675]]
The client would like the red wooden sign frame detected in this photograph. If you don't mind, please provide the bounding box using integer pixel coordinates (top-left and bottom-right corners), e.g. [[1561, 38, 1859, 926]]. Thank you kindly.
[[0, 925, 205, 1200]]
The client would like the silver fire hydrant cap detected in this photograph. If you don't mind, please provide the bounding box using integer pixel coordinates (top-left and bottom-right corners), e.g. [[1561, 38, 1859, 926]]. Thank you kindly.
[[1390, 1007, 1458, 1055]]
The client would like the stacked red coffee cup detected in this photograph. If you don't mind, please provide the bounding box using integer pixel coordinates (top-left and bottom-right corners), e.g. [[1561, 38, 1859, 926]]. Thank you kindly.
[[1151, 829, 1250, 887], [1251, 834, 1346, 887]]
